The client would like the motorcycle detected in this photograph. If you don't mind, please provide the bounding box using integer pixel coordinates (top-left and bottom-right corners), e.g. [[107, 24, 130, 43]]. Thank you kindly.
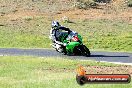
[[50, 31, 91, 57]]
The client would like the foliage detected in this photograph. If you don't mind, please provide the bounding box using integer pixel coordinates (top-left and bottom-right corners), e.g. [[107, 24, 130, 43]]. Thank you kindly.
[[0, 56, 131, 88], [128, 0, 132, 7], [74, 0, 97, 9]]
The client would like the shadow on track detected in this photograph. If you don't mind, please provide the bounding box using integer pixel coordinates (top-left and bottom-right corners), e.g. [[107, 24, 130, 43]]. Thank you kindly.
[[91, 55, 129, 57]]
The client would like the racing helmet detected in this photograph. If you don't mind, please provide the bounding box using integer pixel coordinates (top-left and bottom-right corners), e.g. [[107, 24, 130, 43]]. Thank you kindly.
[[51, 21, 60, 29]]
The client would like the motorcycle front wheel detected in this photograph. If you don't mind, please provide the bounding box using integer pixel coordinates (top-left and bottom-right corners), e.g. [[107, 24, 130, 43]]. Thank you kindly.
[[82, 45, 91, 57], [73, 45, 91, 57]]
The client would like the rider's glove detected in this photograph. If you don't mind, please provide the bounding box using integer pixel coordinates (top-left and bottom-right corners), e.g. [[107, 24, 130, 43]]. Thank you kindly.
[[63, 43, 67, 46], [72, 31, 77, 34]]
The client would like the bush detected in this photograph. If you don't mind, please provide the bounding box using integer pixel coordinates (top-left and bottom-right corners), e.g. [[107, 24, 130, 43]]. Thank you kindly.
[[23, 16, 33, 21], [128, 0, 132, 7], [62, 16, 70, 23], [74, 0, 97, 9], [94, 0, 111, 3]]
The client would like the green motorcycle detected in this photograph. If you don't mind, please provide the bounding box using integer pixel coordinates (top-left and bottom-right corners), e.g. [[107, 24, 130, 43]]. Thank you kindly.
[[56, 31, 91, 57]]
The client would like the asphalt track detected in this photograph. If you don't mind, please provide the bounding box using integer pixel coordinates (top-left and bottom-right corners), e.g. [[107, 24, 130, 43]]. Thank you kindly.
[[0, 48, 132, 64]]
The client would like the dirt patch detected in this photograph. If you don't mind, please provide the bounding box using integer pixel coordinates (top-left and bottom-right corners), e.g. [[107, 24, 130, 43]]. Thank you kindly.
[[2, 9, 49, 21], [85, 65, 132, 75], [54, 8, 132, 23], [2, 7, 132, 24], [0, 0, 131, 23], [37, 65, 132, 76]]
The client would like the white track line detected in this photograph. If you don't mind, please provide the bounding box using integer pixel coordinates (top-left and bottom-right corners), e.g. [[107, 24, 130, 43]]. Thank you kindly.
[[0, 55, 7, 56], [80, 60, 132, 66], [100, 61, 132, 66]]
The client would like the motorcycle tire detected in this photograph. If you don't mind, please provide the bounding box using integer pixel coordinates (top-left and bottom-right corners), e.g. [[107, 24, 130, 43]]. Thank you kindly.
[[82, 45, 91, 57]]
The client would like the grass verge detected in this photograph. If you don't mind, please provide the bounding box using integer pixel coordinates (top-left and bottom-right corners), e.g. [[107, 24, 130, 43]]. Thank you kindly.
[[0, 15, 132, 51], [0, 56, 131, 88]]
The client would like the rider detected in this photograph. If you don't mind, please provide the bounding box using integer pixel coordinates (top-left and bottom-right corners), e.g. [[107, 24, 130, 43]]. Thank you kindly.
[[50, 21, 72, 45], [50, 21, 72, 53]]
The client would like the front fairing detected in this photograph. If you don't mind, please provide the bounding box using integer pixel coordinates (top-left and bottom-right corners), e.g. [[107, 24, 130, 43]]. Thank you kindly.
[[66, 42, 80, 53], [65, 34, 83, 53]]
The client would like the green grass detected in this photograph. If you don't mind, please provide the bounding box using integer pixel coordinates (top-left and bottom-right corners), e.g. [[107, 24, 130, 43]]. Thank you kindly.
[[63, 19, 132, 51], [128, 0, 132, 7], [1, 16, 132, 51], [0, 16, 51, 48], [0, 56, 131, 88], [0, 0, 131, 52], [0, 0, 132, 51]]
